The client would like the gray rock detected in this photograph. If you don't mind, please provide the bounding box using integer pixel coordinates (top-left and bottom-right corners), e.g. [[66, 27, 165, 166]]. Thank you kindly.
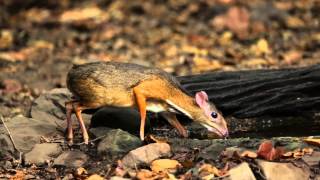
[[25, 143, 62, 165], [89, 127, 112, 138], [5, 116, 58, 152], [53, 151, 88, 168], [0, 134, 15, 156], [302, 151, 320, 167], [30, 88, 91, 127], [228, 162, 256, 180], [256, 160, 310, 180], [198, 143, 227, 160], [97, 129, 142, 158], [122, 143, 171, 168]]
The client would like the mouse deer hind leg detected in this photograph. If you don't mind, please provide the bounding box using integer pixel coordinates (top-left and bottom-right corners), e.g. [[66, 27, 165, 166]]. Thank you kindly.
[[65, 101, 74, 144], [161, 112, 188, 138]]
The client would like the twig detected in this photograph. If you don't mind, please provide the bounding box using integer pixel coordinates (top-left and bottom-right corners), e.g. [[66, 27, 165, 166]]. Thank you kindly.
[[73, 135, 107, 145], [0, 115, 23, 167], [0, 115, 19, 151]]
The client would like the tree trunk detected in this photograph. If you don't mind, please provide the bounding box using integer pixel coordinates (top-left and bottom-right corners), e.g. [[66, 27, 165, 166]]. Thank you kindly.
[[178, 65, 320, 137]]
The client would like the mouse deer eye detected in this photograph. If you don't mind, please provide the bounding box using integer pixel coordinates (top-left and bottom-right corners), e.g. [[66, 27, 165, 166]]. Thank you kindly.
[[211, 112, 218, 118]]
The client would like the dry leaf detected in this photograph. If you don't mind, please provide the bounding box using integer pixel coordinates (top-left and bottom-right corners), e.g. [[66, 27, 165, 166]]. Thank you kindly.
[[0, 30, 13, 49], [302, 147, 314, 155], [151, 159, 181, 173], [241, 150, 258, 158], [9, 171, 25, 180], [225, 6, 250, 39], [257, 140, 285, 161], [60, 6, 104, 23], [250, 38, 271, 56], [86, 174, 104, 180], [198, 164, 222, 177], [241, 58, 268, 67], [286, 16, 305, 28], [283, 50, 302, 64], [181, 45, 208, 56], [218, 31, 233, 46], [76, 167, 88, 176], [136, 169, 155, 179], [304, 138, 320, 147]]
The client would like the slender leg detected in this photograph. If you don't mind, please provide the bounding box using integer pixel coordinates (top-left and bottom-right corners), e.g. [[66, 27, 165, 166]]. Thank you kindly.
[[161, 112, 188, 138], [72, 102, 89, 144], [133, 88, 147, 141], [65, 101, 76, 144]]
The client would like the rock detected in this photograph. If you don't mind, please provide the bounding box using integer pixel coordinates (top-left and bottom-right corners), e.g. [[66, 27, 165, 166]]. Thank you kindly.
[[256, 160, 310, 180], [97, 129, 142, 158], [89, 127, 112, 138], [0, 161, 12, 169], [30, 88, 91, 127], [302, 151, 320, 167], [122, 143, 171, 168], [25, 143, 62, 165], [0, 134, 15, 156], [198, 143, 227, 160], [228, 162, 256, 180], [5, 116, 58, 152], [53, 151, 88, 168], [91, 106, 150, 134]]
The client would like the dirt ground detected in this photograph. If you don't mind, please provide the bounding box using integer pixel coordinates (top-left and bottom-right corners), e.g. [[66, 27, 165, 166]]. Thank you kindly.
[[0, 0, 319, 179]]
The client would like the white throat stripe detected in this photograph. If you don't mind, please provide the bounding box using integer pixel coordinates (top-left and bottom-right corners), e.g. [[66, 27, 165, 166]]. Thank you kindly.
[[166, 100, 192, 118]]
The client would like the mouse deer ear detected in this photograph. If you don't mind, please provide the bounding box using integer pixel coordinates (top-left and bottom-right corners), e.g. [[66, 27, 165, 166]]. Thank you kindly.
[[195, 91, 209, 108]]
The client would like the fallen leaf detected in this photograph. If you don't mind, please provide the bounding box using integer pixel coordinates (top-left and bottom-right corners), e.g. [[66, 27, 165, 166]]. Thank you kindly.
[[257, 140, 285, 161], [250, 38, 271, 56], [241, 58, 269, 67], [241, 150, 258, 158], [302, 147, 314, 155], [76, 167, 88, 176], [0, 30, 13, 49], [136, 169, 155, 179], [283, 50, 302, 64], [0, 79, 22, 94], [60, 6, 104, 23], [9, 171, 25, 180], [198, 163, 223, 177], [218, 31, 233, 46], [304, 138, 320, 147], [151, 159, 181, 173], [225, 6, 250, 39], [286, 16, 305, 28], [86, 174, 104, 180]]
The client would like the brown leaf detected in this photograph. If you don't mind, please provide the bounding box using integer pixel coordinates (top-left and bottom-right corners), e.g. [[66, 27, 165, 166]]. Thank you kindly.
[[257, 141, 285, 161], [0, 79, 22, 94], [304, 138, 320, 147], [150, 159, 181, 173], [9, 171, 25, 180], [241, 150, 258, 158], [0, 30, 13, 49], [283, 50, 302, 64], [136, 169, 155, 179], [76, 167, 88, 176], [85, 174, 104, 180], [198, 163, 226, 177], [60, 6, 104, 23], [225, 6, 250, 39]]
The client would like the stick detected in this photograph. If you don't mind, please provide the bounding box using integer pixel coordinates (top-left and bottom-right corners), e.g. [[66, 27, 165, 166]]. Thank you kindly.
[[0, 115, 19, 151]]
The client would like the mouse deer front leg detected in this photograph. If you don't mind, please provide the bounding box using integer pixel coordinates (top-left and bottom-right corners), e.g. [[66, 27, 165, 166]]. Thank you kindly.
[[133, 87, 147, 141]]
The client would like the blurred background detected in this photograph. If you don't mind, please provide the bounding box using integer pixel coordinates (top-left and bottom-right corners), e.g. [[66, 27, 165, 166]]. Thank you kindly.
[[0, 0, 319, 117]]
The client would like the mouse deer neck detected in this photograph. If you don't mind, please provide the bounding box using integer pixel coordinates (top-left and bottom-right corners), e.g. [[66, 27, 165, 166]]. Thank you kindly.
[[165, 89, 200, 119]]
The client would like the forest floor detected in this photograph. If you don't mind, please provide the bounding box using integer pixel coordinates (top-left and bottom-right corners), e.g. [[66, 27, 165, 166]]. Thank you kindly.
[[0, 0, 319, 179]]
